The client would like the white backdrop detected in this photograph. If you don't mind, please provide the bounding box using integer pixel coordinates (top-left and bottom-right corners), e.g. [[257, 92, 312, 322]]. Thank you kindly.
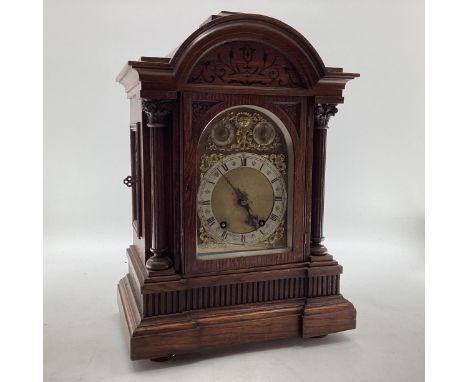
[[44, 1, 424, 381]]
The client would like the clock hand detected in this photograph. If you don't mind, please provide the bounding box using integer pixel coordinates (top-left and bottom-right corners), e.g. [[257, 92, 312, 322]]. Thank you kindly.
[[217, 168, 259, 229], [236, 191, 259, 229], [243, 203, 259, 229], [218, 168, 246, 200]]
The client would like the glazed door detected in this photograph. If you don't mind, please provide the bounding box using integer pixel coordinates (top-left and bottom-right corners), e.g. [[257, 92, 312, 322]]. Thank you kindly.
[[182, 92, 311, 275]]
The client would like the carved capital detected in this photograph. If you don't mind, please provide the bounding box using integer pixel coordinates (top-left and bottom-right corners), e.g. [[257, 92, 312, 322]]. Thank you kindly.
[[141, 99, 173, 128], [314, 104, 338, 129]]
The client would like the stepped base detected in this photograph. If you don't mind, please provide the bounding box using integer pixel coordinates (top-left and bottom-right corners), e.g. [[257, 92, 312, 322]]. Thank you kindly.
[[118, 274, 356, 360]]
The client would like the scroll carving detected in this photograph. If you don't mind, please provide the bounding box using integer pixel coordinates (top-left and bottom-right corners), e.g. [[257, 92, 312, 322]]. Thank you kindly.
[[276, 102, 300, 132], [189, 42, 304, 88], [192, 100, 222, 126]]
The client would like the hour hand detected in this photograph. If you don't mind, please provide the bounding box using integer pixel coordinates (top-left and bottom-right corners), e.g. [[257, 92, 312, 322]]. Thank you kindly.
[[244, 204, 259, 229], [239, 198, 259, 229]]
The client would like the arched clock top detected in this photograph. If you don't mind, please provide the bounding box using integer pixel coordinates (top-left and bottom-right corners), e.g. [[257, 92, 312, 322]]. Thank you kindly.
[[116, 12, 359, 97], [173, 13, 327, 88]]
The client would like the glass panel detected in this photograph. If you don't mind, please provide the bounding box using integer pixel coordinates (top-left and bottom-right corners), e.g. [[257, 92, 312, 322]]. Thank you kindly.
[[196, 106, 293, 259]]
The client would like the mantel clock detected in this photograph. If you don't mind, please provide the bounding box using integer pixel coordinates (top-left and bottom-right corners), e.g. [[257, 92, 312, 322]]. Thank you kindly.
[[116, 11, 359, 361]]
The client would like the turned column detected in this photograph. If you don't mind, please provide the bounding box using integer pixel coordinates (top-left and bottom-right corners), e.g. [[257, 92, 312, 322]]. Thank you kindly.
[[141, 99, 173, 270], [310, 103, 338, 256]]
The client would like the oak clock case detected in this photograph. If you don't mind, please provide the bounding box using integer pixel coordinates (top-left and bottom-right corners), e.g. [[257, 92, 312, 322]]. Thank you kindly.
[[116, 11, 359, 362]]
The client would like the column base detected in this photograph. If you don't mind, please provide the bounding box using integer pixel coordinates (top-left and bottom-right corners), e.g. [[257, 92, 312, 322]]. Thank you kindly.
[[310, 243, 328, 256], [145, 254, 172, 271]]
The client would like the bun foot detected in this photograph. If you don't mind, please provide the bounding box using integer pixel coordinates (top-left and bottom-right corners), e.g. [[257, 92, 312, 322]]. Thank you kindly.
[[151, 354, 176, 362]]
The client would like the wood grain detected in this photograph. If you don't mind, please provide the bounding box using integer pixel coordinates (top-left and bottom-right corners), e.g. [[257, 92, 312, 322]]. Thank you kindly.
[[116, 11, 359, 361], [183, 92, 307, 274], [118, 275, 355, 360]]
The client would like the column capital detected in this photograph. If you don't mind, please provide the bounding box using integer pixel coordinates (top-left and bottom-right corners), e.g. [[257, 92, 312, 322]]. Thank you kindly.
[[141, 99, 173, 128], [314, 103, 338, 129]]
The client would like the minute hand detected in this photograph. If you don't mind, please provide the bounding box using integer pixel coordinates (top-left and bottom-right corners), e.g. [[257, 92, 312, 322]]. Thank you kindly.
[[218, 169, 246, 200], [218, 169, 259, 229]]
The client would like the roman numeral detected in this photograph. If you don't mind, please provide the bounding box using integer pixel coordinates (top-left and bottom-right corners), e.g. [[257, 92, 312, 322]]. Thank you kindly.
[[221, 231, 228, 240], [240, 156, 247, 166], [241, 234, 245, 243], [274, 196, 283, 202], [271, 177, 280, 183], [198, 200, 211, 205], [270, 214, 278, 221], [206, 180, 215, 185], [221, 163, 229, 172], [207, 217, 216, 226]]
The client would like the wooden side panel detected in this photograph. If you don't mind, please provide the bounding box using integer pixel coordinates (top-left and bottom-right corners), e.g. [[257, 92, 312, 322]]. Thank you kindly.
[[129, 97, 148, 264]]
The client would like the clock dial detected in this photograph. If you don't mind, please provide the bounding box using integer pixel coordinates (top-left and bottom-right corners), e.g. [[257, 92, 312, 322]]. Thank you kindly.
[[196, 106, 292, 257], [197, 152, 287, 245]]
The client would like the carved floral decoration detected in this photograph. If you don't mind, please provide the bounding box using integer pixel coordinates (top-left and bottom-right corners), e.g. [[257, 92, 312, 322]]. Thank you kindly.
[[189, 42, 304, 88]]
